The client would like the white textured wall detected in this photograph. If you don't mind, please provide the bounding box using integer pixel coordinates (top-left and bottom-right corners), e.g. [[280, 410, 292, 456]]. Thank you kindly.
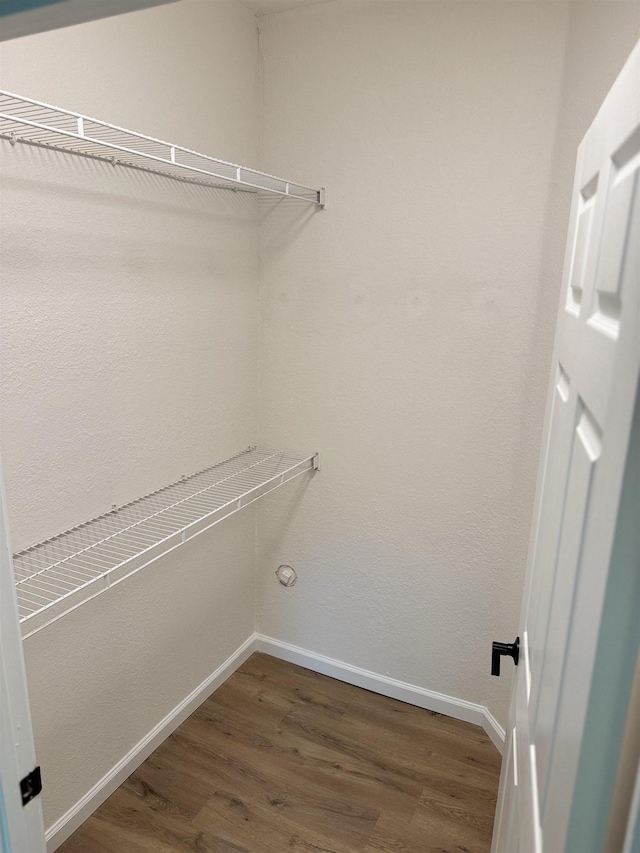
[[0, 0, 259, 829], [255, 0, 570, 728], [255, 0, 639, 729]]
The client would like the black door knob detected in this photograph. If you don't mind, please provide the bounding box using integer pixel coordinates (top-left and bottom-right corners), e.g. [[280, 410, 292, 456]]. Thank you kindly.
[[491, 637, 520, 676]]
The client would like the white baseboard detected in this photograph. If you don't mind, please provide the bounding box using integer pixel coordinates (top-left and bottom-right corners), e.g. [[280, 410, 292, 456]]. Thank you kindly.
[[47, 631, 505, 850], [255, 633, 505, 752], [482, 708, 506, 753], [46, 633, 256, 852]]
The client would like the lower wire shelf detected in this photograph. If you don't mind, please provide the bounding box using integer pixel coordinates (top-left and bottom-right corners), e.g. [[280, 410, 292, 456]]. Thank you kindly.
[[13, 447, 319, 638]]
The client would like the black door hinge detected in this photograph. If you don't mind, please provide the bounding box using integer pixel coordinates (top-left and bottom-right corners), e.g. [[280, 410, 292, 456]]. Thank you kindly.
[[20, 766, 42, 806]]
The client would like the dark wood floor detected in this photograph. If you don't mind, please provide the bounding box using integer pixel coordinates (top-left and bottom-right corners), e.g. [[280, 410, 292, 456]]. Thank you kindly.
[[59, 653, 501, 852]]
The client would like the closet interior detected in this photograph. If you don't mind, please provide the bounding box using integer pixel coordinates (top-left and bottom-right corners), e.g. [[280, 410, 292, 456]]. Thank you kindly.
[[0, 1, 638, 850]]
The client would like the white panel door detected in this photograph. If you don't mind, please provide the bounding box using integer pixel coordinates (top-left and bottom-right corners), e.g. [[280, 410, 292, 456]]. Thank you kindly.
[[492, 42, 640, 853], [0, 463, 45, 853]]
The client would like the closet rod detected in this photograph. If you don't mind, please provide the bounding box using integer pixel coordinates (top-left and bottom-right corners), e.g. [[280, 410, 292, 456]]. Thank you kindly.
[[0, 90, 326, 206], [13, 447, 320, 638]]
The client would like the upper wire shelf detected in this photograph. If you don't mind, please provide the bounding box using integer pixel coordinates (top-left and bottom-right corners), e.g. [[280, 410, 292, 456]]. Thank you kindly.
[[13, 447, 319, 638], [0, 90, 326, 206]]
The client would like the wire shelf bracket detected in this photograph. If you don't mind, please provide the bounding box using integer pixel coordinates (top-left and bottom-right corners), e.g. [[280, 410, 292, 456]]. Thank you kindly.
[[0, 90, 326, 207], [12, 447, 319, 638]]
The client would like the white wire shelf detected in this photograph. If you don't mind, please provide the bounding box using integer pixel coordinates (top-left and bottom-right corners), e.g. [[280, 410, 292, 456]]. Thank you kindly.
[[0, 90, 326, 206], [13, 447, 319, 638]]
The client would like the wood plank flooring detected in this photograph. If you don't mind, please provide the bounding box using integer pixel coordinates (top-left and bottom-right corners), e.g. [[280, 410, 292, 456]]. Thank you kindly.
[[58, 653, 501, 852]]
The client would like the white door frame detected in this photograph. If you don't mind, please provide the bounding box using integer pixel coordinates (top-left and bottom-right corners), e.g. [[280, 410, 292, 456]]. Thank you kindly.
[[0, 461, 46, 853], [0, 0, 178, 43]]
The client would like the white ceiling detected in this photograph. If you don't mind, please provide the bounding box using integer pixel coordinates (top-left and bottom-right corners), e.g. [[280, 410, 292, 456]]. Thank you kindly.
[[238, 0, 331, 16]]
